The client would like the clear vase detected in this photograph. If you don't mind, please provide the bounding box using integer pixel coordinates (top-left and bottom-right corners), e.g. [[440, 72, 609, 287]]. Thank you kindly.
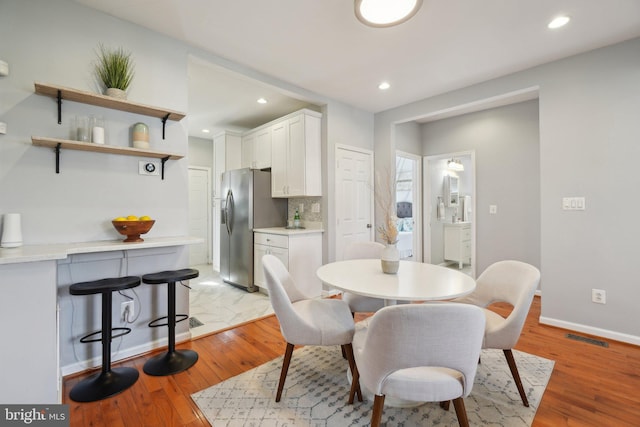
[[381, 243, 400, 274]]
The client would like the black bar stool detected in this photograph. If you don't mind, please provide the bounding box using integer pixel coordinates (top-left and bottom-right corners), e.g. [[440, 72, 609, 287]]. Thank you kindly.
[[142, 268, 199, 375], [69, 276, 141, 402]]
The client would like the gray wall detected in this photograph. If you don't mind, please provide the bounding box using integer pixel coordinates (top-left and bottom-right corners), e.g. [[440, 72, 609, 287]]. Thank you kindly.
[[422, 100, 541, 273], [188, 136, 214, 169], [375, 37, 640, 344], [1, 0, 189, 243]]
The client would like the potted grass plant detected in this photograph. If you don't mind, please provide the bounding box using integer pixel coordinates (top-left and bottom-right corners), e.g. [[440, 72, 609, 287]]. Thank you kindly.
[[94, 44, 135, 99]]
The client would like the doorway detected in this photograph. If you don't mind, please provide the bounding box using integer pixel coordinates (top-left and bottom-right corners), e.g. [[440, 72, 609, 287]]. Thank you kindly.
[[423, 151, 476, 277], [188, 167, 211, 266], [395, 151, 422, 261]]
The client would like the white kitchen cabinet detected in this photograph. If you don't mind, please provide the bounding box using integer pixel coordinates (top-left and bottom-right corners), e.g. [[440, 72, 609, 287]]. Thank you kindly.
[[241, 131, 255, 169], [271, 110, 322, 198], [241, 127, 272, 170], [444, 222, 471, 269], [213, 131, 242, 198], [254, 230, 323, 297]]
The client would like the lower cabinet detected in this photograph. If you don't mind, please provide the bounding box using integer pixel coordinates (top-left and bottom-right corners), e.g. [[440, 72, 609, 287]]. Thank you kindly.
[[444, 223, 471, 269], [254, 231, 323, 298]]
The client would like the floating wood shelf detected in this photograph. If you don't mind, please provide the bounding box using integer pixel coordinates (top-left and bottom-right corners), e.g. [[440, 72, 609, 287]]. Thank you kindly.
[[32, 137, 184, 179], [35, 82, 186, 121]]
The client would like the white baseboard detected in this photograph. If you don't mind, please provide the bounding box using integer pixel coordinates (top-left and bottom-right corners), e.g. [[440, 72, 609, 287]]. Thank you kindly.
[[539, 316, 640, 346], [61, 331, 192, 376]]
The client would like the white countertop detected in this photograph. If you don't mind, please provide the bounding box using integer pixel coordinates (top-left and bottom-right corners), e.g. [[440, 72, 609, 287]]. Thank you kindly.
[[444, 221, 471, 227], [0, 236, 203, 265], [254, 226, 324, 236]]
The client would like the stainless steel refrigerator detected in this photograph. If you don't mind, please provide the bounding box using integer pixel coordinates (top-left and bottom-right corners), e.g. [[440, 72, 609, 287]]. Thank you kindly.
[[220, 168, 286, 292]]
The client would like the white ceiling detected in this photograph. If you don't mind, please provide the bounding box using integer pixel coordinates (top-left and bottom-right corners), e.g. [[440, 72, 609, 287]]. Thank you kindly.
[[74, 0, 640, 137]]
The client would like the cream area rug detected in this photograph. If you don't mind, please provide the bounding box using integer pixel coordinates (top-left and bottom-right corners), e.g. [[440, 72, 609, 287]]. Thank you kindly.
[[192, 346, 554, 426]]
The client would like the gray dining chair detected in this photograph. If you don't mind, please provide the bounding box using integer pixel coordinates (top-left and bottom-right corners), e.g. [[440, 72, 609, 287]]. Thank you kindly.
[[261, 254, 362, 402], [452, 260, 540, 406], [348, 303, 485, 427]]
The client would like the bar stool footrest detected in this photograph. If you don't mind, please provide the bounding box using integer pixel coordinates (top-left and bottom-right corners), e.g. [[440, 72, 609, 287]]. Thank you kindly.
[[147, 314, 188, 328], [79, 327, 132, 343], [143, 349, 198, 376]]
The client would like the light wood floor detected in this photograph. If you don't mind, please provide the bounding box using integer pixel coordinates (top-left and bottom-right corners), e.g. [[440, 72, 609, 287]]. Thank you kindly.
[[63, 296, 640, 426]]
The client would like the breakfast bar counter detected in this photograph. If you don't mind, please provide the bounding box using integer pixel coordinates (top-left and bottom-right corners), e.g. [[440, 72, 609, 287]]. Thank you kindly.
[[0, 236, 202, 405], [0, 236, 202, 265]]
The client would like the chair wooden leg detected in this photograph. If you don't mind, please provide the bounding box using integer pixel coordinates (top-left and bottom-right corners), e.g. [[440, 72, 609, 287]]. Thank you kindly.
[[371, 394, 385, 427], [503, 349, 529, 407], [440, 400, 450, 410], [343, 344, 362, 403], [276, 343, 294, 402], [452, 397, 470, 427]]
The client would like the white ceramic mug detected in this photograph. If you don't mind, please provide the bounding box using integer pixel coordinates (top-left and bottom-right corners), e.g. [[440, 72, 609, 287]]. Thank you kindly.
[[1, 213, 23, 248]]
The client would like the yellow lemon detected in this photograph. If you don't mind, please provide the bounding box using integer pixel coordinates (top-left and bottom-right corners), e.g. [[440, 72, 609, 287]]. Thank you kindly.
[[114, 217, 127, 222], [139, 215, 152, 221], [126, 215, 139, 221]]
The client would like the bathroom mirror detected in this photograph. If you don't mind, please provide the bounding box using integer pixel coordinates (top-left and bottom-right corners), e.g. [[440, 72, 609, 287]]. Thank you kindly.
[[444, 175, 459, 207]]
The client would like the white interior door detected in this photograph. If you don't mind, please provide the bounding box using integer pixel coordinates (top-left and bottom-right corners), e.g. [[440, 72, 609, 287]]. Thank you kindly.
[[188, 167, 211, 266], [335, 146, 374, 261]]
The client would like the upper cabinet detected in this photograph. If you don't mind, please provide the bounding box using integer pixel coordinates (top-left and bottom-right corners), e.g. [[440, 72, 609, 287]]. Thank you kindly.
[[241, 126, 271, 170], [271, 110, 322, 198], [213, 131, 242, 198]]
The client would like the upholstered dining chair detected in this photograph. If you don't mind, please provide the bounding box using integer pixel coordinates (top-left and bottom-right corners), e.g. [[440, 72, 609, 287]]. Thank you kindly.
[[261, 254, 362, 402], [452, 260, 540, 406], [348, 303, 485, 427], [342, 241, 386, 314]]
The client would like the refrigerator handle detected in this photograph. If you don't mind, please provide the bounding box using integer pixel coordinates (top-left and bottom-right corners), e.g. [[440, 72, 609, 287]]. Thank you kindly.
[[227, 189, 234, 235]]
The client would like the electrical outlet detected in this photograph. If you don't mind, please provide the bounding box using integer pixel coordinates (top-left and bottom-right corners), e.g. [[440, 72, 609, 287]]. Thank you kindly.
[[312, 202, 320, 213], [298, 203, 304, 213], [489, 205, 497, 214], [121, 301, 134, 322], [591, 289, 606, 304]]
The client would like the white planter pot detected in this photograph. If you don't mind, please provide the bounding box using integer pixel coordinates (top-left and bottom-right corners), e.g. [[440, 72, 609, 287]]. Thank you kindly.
[[381, 243, 400, 274]]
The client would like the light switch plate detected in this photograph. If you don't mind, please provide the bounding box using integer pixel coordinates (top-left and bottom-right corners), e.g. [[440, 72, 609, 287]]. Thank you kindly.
[[0, 60, 8, 77], [0, 122, 6, 134], [562, 197, 585, 210]]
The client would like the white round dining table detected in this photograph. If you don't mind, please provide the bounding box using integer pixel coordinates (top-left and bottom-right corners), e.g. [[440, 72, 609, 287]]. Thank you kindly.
[[316, 259, 475, 303]]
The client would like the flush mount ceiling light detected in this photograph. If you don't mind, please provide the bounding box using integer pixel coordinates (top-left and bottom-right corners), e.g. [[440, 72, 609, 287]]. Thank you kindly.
[[355, 0, 423, 28], [447, 158, 464, 171], [548, 15, 570, 29], [378, 81, 391, 90], [257, 98, 267, 104]]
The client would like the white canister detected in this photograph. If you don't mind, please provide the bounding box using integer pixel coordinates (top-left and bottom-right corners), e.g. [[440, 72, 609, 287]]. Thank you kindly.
[[90, 115, 105, 144], [1, 213, 23, 248], [132, 122, 150, 149]]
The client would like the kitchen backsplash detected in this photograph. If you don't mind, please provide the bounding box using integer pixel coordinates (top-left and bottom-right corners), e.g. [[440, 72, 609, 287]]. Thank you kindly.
[[288, 197, 322, 222]]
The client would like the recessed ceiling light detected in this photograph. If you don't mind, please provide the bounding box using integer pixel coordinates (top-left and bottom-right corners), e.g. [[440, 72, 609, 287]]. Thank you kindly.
[[378, 81, 391, 90], [355, 0, 423, 28], [257, 98, 267, 104], [202, 129, 210, 134], [548, 16, 570, 29]]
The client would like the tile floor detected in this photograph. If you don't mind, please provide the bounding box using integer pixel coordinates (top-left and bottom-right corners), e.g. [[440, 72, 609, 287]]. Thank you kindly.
[[188, 264, 274, 339]]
